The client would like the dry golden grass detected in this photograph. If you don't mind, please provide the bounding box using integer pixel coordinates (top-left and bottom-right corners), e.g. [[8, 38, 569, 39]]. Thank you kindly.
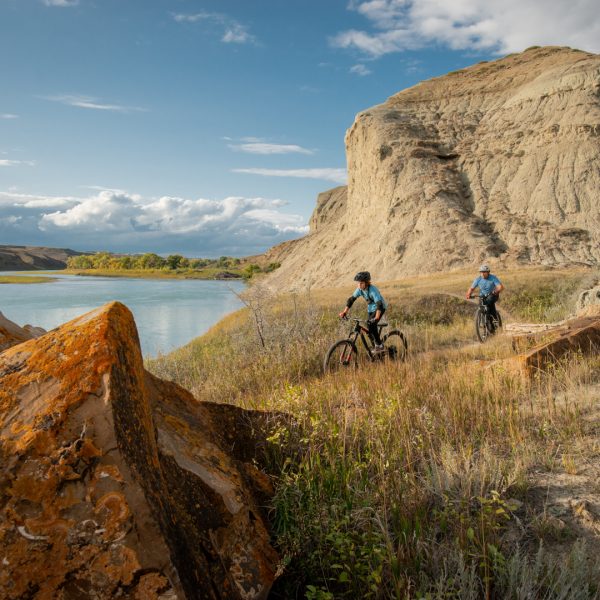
[[147, 267, 600, 599]]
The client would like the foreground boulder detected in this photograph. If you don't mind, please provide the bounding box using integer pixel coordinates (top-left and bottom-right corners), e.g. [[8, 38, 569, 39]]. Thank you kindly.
[[0, 302, 279, 599]]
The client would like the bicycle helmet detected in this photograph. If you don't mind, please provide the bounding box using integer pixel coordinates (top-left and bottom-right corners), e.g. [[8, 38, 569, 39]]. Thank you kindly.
[[354, 271, 371, 282], [479, 264, 490, 272]]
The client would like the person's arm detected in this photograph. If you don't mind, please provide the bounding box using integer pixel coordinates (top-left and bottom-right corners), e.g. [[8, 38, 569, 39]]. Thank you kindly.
[[492, 277, 504, 295], [371, 287, 385, 322], [339, 290, 358, 318], [466, 277, 479, 299]]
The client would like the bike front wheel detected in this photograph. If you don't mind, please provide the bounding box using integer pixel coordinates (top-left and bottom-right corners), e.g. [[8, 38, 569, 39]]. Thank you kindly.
[[383, 330, 408, 361], [474, 309, 490, 343], [323, 340, 358, 373]]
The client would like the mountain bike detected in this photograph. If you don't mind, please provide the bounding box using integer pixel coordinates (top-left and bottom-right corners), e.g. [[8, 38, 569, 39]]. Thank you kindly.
[[323, 317, 408, 373], [471, 293, 503, 343]]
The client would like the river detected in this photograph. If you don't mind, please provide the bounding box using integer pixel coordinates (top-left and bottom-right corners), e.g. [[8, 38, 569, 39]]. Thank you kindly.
[[0, 273, 246, 356]]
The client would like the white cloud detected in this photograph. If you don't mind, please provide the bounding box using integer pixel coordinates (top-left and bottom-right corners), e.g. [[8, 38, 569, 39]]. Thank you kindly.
[[43, 95, 146, 113], [42, 0, 78, 6], [0, 160, 35, 167], [228, 142, 314, 155], [350, 64, 372, 76], [232, 168, 347, 184], [1, 114, 19, 119], [0, 190, 307, 255], [173, 11, 257, 45], [333, 0, 600, 56]]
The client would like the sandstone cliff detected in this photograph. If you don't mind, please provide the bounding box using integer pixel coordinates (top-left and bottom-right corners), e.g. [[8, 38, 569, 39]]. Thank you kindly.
[[0, 303, 279, 599], [264, 46, 600, 289], [0, 245, 83, 270], [0, 311, 45, 352]]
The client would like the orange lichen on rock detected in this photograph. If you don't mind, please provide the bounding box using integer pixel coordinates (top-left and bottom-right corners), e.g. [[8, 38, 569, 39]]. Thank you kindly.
[[1, 301, 281, 599], [520, 316, 600, 373]]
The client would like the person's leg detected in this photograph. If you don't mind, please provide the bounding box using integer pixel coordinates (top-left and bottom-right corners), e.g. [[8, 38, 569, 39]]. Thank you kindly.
[[485, 295, 498, 319], [368, 312, 382, 345]]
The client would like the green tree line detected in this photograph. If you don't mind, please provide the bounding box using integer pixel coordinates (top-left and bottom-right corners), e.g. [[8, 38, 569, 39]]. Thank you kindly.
[[66, 252, 280, 277]]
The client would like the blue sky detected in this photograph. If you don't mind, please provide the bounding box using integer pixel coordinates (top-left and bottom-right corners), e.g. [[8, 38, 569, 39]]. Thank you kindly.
[[1, 0, 598, 256]]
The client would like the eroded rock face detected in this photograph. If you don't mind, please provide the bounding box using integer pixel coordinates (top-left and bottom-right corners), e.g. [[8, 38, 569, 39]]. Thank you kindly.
[[0, 311, 45, 352], [265, 46, 600, 289], [0, 302, 279, 599]]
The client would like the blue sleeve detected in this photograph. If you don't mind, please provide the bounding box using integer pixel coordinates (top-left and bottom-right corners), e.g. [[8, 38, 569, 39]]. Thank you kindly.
[[352, 288, 361, 299], [471, 277, 480, 288], [490, 275, 501, 285]]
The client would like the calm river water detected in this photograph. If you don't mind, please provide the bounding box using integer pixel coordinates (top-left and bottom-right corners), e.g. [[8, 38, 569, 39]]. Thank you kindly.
[[0, 273, 245, 357]]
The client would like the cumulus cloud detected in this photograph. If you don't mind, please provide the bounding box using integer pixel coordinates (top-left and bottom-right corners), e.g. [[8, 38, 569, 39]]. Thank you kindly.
[[228, 142, 314, 155], [0, 190, 307, 255], [42, 0, 78, 6], [232, 168, 347, 184], [43, 95, 146, 113], [173, 11, 257, 45], [350, 64, 372, 76], [0, 160, 35, 167], [332, 0, 600, 56]]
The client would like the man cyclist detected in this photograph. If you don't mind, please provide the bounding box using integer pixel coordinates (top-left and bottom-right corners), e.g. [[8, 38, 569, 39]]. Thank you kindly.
[[339, 271, 387, 352], [466, 264, 504, 329]]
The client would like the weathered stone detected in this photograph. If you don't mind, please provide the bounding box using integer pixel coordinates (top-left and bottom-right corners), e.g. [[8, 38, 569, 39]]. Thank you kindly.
[[0, 302, 279, 599], [0, 311, 45, 352], [264, 47, 600, 290], [520, 316, 600, 373], [577, 283, 600, 313]]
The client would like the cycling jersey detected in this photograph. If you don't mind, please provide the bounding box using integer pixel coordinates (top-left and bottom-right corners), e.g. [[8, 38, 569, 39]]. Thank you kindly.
[[346, 284, 387, 313], [471, 274, 501, 296]]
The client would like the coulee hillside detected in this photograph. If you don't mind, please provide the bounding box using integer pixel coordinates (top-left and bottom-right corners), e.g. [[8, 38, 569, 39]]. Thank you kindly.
[[260, 46, 600, 289]]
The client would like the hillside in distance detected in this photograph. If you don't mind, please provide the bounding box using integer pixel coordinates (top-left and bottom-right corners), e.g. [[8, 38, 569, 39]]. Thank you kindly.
[[0, 245, 83, 271], [262, 46, 600, 289]]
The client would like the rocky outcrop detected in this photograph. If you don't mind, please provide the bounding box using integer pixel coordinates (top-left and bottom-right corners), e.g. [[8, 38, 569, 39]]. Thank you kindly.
[[520, 315, 600, 373], [0, 311, 45, 352], [577, 282, 600, 312], [0, 245, 83, 271], [0, 302, 279, 599], [265, 47, 600, 290]]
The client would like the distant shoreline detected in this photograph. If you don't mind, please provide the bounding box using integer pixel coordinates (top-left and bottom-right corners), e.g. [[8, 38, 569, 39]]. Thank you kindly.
[[0, 275, 58, 284], [61, 268, 245, 281]]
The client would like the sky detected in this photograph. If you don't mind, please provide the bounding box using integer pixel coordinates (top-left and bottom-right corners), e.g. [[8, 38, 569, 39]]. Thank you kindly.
[[1, 0, 598, 257]]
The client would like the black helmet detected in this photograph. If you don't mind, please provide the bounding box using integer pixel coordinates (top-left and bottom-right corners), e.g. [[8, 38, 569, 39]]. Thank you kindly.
[[354, 271, 371, 282]]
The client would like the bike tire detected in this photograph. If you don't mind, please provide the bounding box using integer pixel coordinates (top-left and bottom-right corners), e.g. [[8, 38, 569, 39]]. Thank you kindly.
[[496, 311, 503, 329], [323, 340, 358, 374], [474, 309, 489, 343], [383, 330, 408, 361]]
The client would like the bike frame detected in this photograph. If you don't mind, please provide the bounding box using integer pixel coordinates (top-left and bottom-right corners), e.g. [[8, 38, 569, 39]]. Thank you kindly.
[[345, 318, 384, 360]]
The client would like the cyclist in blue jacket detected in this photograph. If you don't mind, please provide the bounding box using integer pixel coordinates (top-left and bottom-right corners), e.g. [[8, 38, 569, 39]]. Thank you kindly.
[[339, 271, 387, 352], [466, 264, 504, 325]]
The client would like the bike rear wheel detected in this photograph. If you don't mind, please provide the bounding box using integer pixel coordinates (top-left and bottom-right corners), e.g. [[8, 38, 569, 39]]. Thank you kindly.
[[474, 309, 490, 343], [382, 330, 408, 361], [323, 340, 358, 373]]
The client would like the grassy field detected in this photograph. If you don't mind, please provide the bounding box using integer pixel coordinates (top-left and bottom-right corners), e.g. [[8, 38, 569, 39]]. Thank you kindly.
[[147, 266, 600, 599], [0, 275, 57, 284]]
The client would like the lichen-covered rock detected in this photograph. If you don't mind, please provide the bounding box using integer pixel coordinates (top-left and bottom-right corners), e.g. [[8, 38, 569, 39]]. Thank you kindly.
[[520, 315, 600, 373], [264, 46, 600, 290], [0, 311, 45, 352], [0, 302, 279, 600]]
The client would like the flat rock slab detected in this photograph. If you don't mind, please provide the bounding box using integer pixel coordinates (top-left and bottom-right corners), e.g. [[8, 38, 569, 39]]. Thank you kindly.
[[0, 302, 279, 599], [520, 316, 600, 373]]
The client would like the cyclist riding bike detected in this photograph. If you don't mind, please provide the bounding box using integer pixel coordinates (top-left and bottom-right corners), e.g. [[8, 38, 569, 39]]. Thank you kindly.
[[466, 264, 504, 329], [339, 271, 387, 353]]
